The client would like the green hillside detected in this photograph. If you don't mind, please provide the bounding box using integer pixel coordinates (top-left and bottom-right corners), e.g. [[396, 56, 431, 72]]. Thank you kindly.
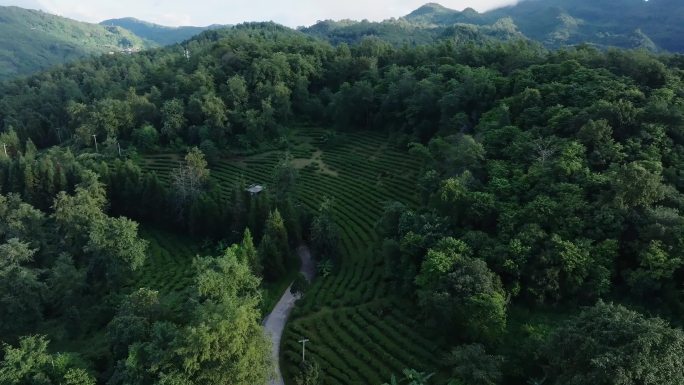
[[100, 17, 223, 46], [301, 16, 525, 46], [0, 6, 152, 80], [485, 0, 668, 51], [306, 0, 684, 52]]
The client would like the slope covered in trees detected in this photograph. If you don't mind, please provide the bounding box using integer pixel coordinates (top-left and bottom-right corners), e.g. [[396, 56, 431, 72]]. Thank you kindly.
[[2, 20, 684, 385], [100, 18, 223, 46], [307, 0, 684, 52], [0, 6, 151, 80]]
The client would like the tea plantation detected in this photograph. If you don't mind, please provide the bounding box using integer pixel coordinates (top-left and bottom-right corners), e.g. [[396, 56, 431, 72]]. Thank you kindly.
[[138, 128, 443, 384]]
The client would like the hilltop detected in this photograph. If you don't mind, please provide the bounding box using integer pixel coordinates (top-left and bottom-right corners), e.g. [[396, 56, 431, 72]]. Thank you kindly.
[[304, 0, 684, 52], [3, 0, 684, 81], [100, 17, 225, 46], [0, 6, 152, 80]]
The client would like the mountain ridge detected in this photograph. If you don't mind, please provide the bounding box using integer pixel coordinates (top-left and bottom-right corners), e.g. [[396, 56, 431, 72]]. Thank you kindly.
[[3, 1, 684, 81], [305, 0, 684, 52], [99, 17, 226, 46], [0, 5, 151, 80]]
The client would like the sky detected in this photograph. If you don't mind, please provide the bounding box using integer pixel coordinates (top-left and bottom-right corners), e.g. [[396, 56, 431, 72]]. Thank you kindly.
[[0, 0, 519, 27]]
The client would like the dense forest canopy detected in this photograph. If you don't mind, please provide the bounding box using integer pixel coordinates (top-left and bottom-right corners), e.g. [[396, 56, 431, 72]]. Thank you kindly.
[[1, 16, 684, 385]]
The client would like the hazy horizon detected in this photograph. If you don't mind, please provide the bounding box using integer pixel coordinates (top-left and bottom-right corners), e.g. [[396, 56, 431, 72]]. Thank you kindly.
[[0, 0, 519, 27]]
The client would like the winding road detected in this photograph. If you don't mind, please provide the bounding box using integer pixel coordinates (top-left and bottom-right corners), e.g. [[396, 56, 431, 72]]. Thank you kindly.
[[263, 245, 316, 385]]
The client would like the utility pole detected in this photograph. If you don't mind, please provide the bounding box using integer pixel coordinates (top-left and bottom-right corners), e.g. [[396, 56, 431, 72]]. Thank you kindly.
[[92, 135, 98, 153], [298, 339, 309, 362]]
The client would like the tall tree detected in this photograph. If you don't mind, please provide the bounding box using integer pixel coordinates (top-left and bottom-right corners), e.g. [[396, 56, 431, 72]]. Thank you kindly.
[[311, 198, 339, 261], [174, 245, 272, 384], [259, 209, 290, 281], [0, 238, 45, 339], [85, 216, 148, 290], [0, 335, 95, 385], [171, 147, 209, 220], [238, 228, 261, 275], [544, 301, 684, 385], [416, 237, 507, 342]]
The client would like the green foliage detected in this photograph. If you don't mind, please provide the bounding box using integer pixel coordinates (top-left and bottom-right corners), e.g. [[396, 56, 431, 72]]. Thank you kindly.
[[416, 238, 507, 342], [0, 6, 150, 80], [86, 216, 148, 289], [132, 124, 160, 151], [544, 301, 684, 385], [0, 238, 45, 338], [53, 171, 107, 250], [5, 17, 684, 385], [291, 273, 311, 296], [311, 198, 340, 261], [445, 344, 503, 385], [294, 359, 321, 385], [172, 246, 272, 385], [260, 209, 290, 281], [0, 335, 95, 385], [272, 152, 298, 202]]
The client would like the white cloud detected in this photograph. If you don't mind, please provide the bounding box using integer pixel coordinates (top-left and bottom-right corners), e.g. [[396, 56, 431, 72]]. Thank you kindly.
[[0, 0, 520, 27]]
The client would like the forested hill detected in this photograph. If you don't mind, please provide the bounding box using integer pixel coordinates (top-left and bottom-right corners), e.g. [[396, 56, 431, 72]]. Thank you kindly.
[[307, 0, 684, 52], [485, 0, 678, 51], [100, 17, 224, 46], [3, 0, 684, 81], [0, 6, 152, 80], [301, 16, 525, 46]]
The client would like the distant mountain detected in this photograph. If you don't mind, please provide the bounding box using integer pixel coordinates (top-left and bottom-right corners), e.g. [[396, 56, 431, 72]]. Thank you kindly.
[[407, 0, 682, 52], [403, 3, 483, 26], [301, 18, 439, 46], [100, 17, 225, 46], [484, 0, 673, 51], [301, 14, 524, 47], [3, 0, 684, 82], [0, 6, 152, 80], [306, 0, 684, 52]]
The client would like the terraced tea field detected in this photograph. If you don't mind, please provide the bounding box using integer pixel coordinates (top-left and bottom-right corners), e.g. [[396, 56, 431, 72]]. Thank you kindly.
[[135, 228, 200, 313], [138, 128, 443, 384]]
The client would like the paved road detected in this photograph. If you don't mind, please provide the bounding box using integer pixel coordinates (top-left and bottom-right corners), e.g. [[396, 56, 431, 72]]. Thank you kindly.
[[263, 245, 315, 385]]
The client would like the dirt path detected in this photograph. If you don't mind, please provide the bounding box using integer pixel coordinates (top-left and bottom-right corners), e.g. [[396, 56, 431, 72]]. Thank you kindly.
[[263, 245, 315, 385]]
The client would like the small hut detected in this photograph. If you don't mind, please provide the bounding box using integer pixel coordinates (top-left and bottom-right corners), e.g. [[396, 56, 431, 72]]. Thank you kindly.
[[246, 184, 264, 196]]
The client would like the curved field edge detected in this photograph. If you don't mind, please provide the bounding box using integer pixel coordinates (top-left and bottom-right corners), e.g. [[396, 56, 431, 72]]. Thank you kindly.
[[137, 127, 444, 385]]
